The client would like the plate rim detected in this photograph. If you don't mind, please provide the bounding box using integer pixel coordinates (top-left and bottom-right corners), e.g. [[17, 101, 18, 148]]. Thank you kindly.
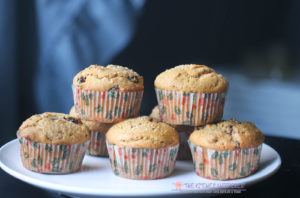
[[0, 139, 281, 197]]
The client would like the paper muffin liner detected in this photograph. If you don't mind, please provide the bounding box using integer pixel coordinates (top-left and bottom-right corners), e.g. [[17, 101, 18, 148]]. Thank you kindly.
[[86, 131, 108, 157], [176, 127, 193, 160], [73, 86, 143, 123], [17, 133, 89, 174], [155, 88, 226, 126], [188, 141, 262, 180], [106, 142, 179, 180]]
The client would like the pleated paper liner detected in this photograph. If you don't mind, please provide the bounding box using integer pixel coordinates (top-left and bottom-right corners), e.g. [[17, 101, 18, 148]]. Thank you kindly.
[[17, 133, 89, 174], [106, 142, 179, 180], [86, 131, 108, 157], [188, 141, 262, 180], [73, 86, 143, 123], [155, 88, 226, 126]]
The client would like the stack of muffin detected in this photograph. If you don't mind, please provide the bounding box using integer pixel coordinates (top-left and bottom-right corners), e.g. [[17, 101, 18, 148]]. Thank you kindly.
[[70, 65, 144, 157], [17, 65, 144, 174], [150, 64, 228, 160], [151, 64, 264, 180], [16, 64, 264, 181]]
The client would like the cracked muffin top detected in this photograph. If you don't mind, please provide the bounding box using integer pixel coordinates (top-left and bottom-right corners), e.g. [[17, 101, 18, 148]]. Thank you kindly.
[[69, 106, 113, 132], [73, 64, 144, 91], [154, 64, 228, 93], [18, 112, 90, 144], [189, 119, 264, 150], [106, 116, 179, 148]]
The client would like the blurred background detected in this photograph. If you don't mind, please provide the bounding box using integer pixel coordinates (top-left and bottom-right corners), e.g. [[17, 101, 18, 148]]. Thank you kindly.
[[1, 0, 300, 146]]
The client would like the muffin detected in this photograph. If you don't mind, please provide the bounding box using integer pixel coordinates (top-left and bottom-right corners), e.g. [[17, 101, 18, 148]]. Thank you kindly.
[[72, 64, 144, 123], [70, 106, 113, 157], [106, 116, 179, 180], [154, 64, 228, 126], [150, 105, 193, 160], [17, 112, 90, 174], [188, 119, 264, 180]]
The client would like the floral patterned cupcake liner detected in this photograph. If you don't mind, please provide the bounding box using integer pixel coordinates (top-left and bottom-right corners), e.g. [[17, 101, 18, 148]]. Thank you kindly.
[[17, 133, 89, 174], [106, 142, 179, 180], [86, 131, 108, 157], [73, 86, 143, 123], [188, 141, 262, 180], [155, 88, 226, 126]]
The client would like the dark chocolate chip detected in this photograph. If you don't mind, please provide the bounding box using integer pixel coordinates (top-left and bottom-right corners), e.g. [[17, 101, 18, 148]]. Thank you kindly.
[[149, 118, 153, 122], [77, 76, 86, 84], [196, 125, 206, 130], [108, 85, 119, 91], [235, 142, 241, 149], [127, 75, 139, 83], [51, 118, 56, 121], [63, 116, 81, 124], [226, 125, 233, 135]]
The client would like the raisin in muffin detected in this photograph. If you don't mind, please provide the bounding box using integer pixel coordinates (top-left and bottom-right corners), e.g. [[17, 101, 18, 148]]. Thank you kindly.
[[188, 119, 264, 180], [17, 112, 90, 174], [72, 64, 143, 123]]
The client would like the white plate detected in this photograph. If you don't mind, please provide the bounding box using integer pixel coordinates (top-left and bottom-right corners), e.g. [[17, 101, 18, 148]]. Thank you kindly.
[[0, 140, 281, 197]]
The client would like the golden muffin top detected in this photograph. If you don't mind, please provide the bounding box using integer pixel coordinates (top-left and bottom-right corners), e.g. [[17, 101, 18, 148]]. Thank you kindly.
[[73, 64, 144, 91], [18, 112, 90, 144], [154, 64, 228, 93], [189, 119, 264, 150], [106, 116, 179, 148]]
